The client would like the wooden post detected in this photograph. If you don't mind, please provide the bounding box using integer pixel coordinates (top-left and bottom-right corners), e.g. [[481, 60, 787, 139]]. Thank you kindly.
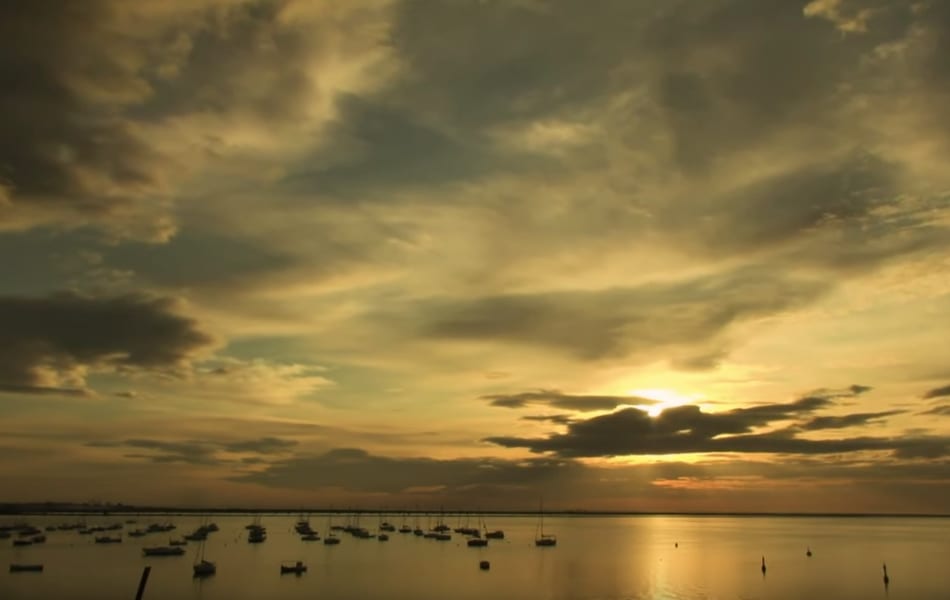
[[135, 565, 151, 600]]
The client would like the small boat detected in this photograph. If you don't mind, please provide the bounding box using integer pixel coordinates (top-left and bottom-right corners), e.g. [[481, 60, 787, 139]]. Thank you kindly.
[[127, 529, 147, 537], [10, 564, 43, 573], [301, 533, 320, 541], [467, 538, 488, 547], [193, 540, 215, 577], [479, 560, 490, 570], [247, 525, 266, 543], [12, 540, 32, 547], [142, 546, 186, 556], [193, 560, 216, 577], [94, 536, 122, 544], [534, 499, 556, 547], [377, 533, 389, 542], [485, 530, 505, 539], [280, 560, 307, 575], [323, 535, 340, 545], [30, 535, 46, 544]]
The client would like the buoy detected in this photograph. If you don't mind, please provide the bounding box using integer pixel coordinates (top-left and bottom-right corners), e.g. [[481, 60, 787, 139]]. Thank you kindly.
[[479, 560, 490, 570], [806, 547, 812, 557], [883, 563, 889, 586], [761, 556, 767, 575]]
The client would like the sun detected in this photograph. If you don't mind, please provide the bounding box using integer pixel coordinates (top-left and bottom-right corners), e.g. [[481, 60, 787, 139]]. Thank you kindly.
[[627, 388, 702, 417]]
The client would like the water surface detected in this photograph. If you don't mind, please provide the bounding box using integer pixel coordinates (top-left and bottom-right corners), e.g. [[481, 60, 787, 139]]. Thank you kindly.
[[1, 514, 947, 599]]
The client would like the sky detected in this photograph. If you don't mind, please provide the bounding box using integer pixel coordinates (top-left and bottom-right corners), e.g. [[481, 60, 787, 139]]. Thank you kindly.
[[1, 0, 949, 513]]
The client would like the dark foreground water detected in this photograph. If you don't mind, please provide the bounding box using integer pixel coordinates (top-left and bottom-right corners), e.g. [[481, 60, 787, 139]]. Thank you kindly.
[[1, 514, 948, 599]]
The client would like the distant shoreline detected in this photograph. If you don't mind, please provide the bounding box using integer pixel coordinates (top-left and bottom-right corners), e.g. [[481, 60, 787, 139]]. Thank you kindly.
[[1, 503, 948, 518]]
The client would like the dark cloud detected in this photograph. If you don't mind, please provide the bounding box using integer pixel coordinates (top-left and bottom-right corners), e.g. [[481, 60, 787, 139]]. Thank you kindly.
[[482, 387, 943, 458], [482, 389, 655, 412], [521, 415, 575, 426], [101, 231, 293, 289], [86, 436, 298, 465], [282, 97, 552, 198], [235, 447, 586, 495], [0, 292, 213, 394], [407, 266, 827, 362], [921, 405, 950, 417], [923, 384, 950, 400], [798, 410, 902, 431], [233, 446, 950, 512], [220, 436, 298, 454], [0, 0, 166, 217]]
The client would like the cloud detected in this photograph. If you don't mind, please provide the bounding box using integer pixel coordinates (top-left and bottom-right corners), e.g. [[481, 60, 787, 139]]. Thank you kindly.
[[0, 0, 396, 238], [406, 265, 828, 363], [482, 389, 655, 411], [922, 405, 950, 417], [923, 384, 950, 399], [482, 386, 943, 458], [521, 414, 574, 426], [87, 436, 298, 465], [231, 446, 950, 513], [798, 410, 902, 430], [0, 292, 213, 395]]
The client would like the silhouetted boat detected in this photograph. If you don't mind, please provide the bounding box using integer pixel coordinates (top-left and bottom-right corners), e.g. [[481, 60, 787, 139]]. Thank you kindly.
[[479, 560, 490, 570], [94, 536, 122, 544], [534, 500, 556, 547], [143, 546, 185, 556], [280, 560, 307, 575], [193, 560, 216, 577], [467, 538, 488, 547], [193, 540, 215, 577], [10, 564, 43, 572]]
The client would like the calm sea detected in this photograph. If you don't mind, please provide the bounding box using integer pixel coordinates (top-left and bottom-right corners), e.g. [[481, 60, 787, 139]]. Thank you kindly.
[[1, 514, 947, 599]]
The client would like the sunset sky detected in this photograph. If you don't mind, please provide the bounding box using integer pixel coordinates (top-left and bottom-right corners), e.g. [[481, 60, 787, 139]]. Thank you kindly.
[[1, 0, 949, 513]]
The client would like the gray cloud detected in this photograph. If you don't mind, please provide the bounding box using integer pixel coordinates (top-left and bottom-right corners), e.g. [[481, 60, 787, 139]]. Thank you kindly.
[[0, 0, 167, 220], [924, 384, 950, 400], [798, 410, 902, 431], [233, 446, 950, 512], [922, 405, 950, 417], [521, 414, 574, 426], [0, 292, 213, 394], [407, 266, 828, 363], [482, 389, 656, 411], [87, 436, 298, 465], [220, 436, 298, 454]]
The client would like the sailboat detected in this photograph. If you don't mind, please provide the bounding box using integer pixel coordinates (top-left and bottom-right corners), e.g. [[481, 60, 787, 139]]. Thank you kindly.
[[534, 499, 556, 547], [323, 514, 340, 545], [192, 540, 216, 577]]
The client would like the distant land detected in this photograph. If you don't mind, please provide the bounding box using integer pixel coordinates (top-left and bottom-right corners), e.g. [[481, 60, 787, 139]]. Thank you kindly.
[[1, 502, 947, 518]]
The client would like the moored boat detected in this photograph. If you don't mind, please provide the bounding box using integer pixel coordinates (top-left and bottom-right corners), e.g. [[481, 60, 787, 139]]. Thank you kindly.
[[280, 560, 307, 575], [94, 536, 122, 544], [143, 546, 186, 556], [10, 564, 43, 572]]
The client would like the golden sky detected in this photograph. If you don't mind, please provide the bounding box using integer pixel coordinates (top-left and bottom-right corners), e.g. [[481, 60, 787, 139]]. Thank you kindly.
[[1, 0, 949, 513]]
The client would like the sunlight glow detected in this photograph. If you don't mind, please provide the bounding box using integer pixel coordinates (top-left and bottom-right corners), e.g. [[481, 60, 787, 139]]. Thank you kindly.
[[628, 388, 704, 417]]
